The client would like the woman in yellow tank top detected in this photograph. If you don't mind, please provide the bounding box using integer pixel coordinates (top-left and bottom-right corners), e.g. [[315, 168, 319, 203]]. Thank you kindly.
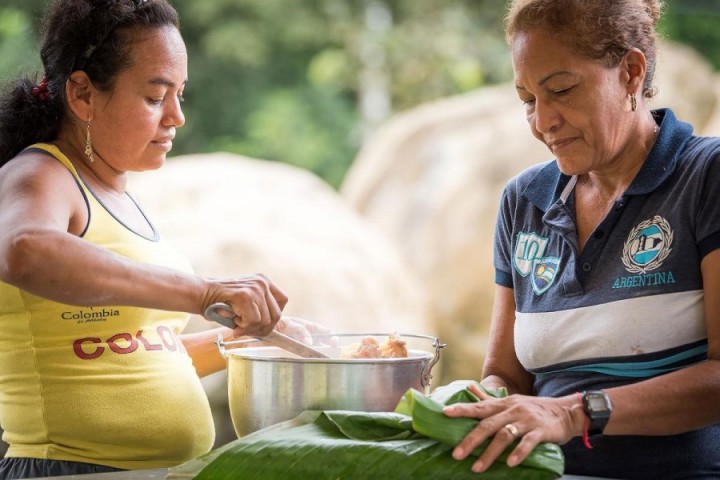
[[0, 1, 326, 478]]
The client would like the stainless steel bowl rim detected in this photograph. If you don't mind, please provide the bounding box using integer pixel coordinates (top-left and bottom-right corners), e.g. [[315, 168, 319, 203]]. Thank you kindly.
[[220, 351, 433, 364], [217, 332, 445, 364]]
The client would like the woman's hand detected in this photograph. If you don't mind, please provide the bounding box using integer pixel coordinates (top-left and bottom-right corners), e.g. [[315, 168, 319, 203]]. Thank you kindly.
[[276, 316, 334, 345], [442, 384, 586, 473], [202, 273, 288, 337]]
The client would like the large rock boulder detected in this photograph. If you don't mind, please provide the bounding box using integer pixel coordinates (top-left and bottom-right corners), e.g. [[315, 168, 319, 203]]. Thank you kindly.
[[342, 83, 543, 381], [700, 74, 720, 136], [340, 41, 719, 382], [653, 42, 718, 135], [130, 153, 430, 336]]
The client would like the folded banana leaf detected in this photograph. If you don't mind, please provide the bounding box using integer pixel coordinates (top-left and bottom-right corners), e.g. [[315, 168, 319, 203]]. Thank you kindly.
[[168, 380, 564, 479]]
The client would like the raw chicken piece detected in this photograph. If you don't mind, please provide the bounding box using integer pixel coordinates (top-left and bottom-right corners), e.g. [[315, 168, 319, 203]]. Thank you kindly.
[[340, 336, 380, 359], [340, 334, 408, 359], [380, 333, 408, 358]]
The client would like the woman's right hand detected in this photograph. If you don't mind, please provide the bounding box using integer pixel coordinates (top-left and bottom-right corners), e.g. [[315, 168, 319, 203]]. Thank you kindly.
[[443, 384, 585, 473], [202, 273, 288, 337]]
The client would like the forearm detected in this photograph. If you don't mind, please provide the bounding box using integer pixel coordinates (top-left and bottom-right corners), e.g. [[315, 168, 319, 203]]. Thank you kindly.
[[480, 374, 515, 392], [181, 326, 235, 377], [481, 356, 535, 395], [480, 285, 534, 395], [604, 359, 720, 436], [1, 227, 207, 313]]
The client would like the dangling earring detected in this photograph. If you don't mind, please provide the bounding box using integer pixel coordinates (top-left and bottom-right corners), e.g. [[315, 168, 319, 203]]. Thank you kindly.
[[630, 93, 637, 112], [84, 121, 95, 163]]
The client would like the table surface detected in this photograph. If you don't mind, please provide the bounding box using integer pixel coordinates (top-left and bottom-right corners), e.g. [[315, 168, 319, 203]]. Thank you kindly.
[[38, 468, 616, 479]]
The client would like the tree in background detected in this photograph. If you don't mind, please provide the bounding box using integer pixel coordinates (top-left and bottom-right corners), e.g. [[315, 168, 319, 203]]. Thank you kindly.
[[660, 0, 720, 69], [0, 0, 718, 188], [0, 4, 41, 82], [170, 0, 509, 187]]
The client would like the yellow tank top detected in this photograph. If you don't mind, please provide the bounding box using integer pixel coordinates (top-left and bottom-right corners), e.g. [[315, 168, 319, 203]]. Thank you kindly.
[[0, 144, 214, 469]]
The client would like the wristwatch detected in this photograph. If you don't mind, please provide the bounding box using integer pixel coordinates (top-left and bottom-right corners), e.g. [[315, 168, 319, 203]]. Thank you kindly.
[[581, 390, 613, 434]]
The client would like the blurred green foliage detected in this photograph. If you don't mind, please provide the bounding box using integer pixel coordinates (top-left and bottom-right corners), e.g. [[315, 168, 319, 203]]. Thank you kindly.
[[171, 0, 510, 187], [0, 6, 40, 81], [0, 0, 718, 187], [659, 0, 720, 70]]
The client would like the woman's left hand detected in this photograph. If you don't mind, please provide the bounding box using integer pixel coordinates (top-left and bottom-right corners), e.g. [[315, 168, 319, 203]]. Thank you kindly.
[[275, 316, 334, 346], [442, 383, 586, 473]]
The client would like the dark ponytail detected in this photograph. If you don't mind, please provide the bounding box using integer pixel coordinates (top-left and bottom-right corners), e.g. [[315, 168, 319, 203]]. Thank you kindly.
[[0, 0, 179, 168], [0, 76, 64, 166]]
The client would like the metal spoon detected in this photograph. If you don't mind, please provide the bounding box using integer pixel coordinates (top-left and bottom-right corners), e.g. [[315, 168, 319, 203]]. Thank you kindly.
[[203, 302, 330, 359]]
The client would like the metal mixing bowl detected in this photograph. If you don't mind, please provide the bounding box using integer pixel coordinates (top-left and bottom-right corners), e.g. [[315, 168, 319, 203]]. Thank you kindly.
[[218, 333, 445, 437]]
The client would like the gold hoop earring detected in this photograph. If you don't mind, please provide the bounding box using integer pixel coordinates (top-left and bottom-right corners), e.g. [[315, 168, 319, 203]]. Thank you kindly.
[[630, 93, 637, 112], [84, 121, 95, 163]]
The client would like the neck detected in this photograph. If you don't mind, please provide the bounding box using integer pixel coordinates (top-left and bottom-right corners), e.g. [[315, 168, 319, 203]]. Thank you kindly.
[[53, 127, 127, 194], [581, 112, 659, 199]]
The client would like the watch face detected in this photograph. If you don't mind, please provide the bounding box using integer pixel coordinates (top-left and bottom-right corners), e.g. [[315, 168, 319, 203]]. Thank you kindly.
[[586, 392, 609, 412], [584, 391, 612, 433]]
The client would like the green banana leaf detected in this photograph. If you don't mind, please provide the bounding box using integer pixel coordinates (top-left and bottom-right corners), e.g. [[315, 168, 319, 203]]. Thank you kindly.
[[168, 380, 564, 479], [396, 381, 564, 476]]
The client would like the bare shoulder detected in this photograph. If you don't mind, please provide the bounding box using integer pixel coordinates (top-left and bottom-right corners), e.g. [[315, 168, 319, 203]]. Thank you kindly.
[[1, 149, 78, 192], [0, 149, 88, 233]]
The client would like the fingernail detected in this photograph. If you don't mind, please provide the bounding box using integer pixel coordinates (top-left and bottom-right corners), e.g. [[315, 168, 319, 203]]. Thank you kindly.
[[507, 455, 518, 467], [452, 448, 465, 460], [472, 460, 485, 473]]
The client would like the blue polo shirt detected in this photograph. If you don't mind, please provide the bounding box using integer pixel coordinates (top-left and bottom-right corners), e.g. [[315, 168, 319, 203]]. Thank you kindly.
[[493, 109, 720, 479]]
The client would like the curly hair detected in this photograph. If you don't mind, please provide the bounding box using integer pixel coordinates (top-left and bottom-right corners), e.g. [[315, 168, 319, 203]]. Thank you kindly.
[[0, 0, 180, 167], [505, 0, 664, 99]]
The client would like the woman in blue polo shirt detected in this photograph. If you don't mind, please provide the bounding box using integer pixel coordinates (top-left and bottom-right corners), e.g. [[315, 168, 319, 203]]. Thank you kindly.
[[444, 1, 720, 478]]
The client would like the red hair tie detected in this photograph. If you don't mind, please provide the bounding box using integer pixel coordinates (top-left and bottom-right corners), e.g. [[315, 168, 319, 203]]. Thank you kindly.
[[31, 76, 51, 102]]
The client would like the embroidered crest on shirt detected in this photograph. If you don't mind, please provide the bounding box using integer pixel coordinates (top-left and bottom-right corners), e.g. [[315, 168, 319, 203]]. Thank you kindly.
[[514, 232, 560, 295], [621, 216, 674, 275]]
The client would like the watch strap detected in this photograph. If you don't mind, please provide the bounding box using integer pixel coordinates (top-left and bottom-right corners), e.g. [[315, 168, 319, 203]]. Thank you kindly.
[[582, 390, 613, 434]]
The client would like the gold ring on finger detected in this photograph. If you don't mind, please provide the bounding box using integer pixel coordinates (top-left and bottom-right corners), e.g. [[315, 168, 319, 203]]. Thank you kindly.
[[504, 423, 519, 439]]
